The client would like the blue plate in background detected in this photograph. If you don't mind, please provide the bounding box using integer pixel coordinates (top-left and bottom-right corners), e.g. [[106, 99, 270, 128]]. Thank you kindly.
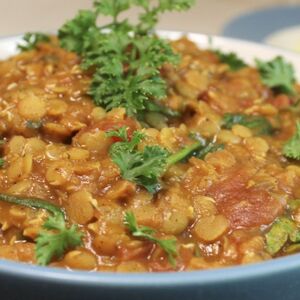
[[222, 5, 300, 43]]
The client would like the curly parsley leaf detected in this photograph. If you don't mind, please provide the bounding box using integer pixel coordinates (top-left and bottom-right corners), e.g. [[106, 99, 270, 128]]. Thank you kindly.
[[223, 113, 274, 135], [124, 211, 177, 266], [58, 10, 98, 54], [158, 0, 196, 11], [106, 126, 129, 141], [36, 214, 83, 266], [214, 50, 247, 71], [95, 0, 131, 17], [86, 34, 179, 116], [108, 128, 169, 193], [256, 56, 296, 95], [18, 33, 50, 52], [135, 0, 196, 33], [108, 127, 220, 192], [58, 0, 194, 117], [283, 121, 300, 160]]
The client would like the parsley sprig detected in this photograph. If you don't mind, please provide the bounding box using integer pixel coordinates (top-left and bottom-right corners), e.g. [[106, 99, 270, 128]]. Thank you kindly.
[[107, 127, 214, 192], [18, 33, 50, 52], [124, 211, 177, 266], [256, 56, 296, 95], [58, 0, 195, 117], [108, 127, 169, 193], [214, 50, 247, 71], [223, 113, 274, 135], [0, 193, 83, 266], [283, 121, 300, 160]]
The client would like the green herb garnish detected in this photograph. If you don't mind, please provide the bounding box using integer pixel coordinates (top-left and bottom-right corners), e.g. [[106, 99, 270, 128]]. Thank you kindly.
[[256, 56, 296, 95], [18, 33, 50, 52], [165, 138, 224, 164], [223, 113, 274, 135], [215, 50, 247, 71], [195, 142, 225, 159], [288, 199, 300, 211], [124, 211, 177, 266], [283, 121, 300, 160], [107, 127, 217, 192], [0, 193, 82, 265], [26, 120, 43, 129], [108, 128, 169, 193], [165, 140, 204, 167], [266, 217, 300, 255], [0, 158, 4, 168], [58, 0, 194, 117], [36, 214, 83, 266]]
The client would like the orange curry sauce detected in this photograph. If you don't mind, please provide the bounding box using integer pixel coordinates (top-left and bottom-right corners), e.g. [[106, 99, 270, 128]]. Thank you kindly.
[[0, 38, 299, 272]]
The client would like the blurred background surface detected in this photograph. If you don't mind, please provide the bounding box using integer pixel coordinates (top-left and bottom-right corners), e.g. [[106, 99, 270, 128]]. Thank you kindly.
[[0, 0, 300, 51]]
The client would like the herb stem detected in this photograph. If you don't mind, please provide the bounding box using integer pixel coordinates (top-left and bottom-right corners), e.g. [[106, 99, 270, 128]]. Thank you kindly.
[[166, 141, 204, 167], [0, 193, 64, 219]]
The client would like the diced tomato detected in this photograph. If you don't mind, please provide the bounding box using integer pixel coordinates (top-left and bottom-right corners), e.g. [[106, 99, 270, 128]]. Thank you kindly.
[[206, 170, 283, 229], [269, 94, 292, 109]]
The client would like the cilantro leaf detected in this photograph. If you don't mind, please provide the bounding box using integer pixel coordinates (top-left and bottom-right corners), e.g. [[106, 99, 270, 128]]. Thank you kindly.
[[36, 214, 83, 266], [124, 211, 177, 266], [283, 121, 300, 160], [18, 33, 50, 52], [223, 113, 274, 135], [256, 56, 296, 95], [215, 50, 247, 71], [0, 158, 4, 168]]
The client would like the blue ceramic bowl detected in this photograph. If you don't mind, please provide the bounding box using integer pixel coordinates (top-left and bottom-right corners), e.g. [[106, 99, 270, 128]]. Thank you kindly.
[[1, 254, 300, 300], [1, 33, 300, 300]]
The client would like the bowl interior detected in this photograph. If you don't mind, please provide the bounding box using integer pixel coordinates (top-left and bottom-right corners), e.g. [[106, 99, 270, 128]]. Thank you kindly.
[[0, 31, 300, 286]]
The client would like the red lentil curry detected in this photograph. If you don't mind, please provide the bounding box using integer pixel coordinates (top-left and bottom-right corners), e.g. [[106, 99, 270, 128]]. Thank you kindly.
[[0, 1, 300, 273]]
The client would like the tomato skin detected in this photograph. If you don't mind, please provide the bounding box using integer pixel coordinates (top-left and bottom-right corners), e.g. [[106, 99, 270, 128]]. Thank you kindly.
[[206, 170, 283, 229], [269, 94, 292, 109]]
